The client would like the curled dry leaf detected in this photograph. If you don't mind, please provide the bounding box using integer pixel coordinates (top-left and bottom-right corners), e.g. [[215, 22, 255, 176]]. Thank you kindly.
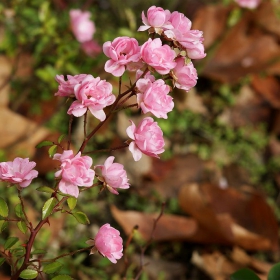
[[178, 183, 278, 250]]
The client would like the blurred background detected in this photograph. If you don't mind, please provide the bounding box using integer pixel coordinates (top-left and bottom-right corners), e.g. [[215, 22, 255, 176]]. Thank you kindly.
[[0, 0, 280, 279]]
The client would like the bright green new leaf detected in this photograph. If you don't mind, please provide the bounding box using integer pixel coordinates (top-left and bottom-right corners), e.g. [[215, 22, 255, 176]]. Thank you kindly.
[[0, 197, 8, 217], [35, 140, 53, 148], [19, 269, 38, 279], [230, 268, 261, 280], [15, 204, 24, 218], [268, 263, 280, 280], [4, 237, 19, 250], [72, 211, 90, 225], [36, 186, 55, 193], [58, 134, 65, 144], [42, 197, 56, 219], [17, 220, 28, 234], [0, 258, 5, 266], [43, 261, 63, 274], [67, 197, 77, 210], [48, 145, 57, 158], [51, 275, 72, 280], [0, 220, 8, 233]]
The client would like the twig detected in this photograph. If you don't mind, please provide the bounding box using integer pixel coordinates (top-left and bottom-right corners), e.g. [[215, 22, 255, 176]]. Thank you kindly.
[[134, 202, 166, 280]]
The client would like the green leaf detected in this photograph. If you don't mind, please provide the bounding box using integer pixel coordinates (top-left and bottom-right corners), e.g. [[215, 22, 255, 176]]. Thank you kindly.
[[4, 237, 19, 250], [19, 269, 38, 279], [42, 197, 56, 219], [230, 268, 261, 280], [0, 197, 8, 217], [48, 145, 57, 158], [17, 220, 27, 234], [36, 140, 53, 148], [0, 257, 5, 266], [58, 134, 65, 144], [67, 197, 77, 210], [72, 211, 90, 225], [0, 220, 8, 233], [15, 204, 24, 218], [51, 275, 72, 280], [36, 186, 55, 193], [31, 249, 46, 255], [268, 263, 280, 280], [43, 261, 63, 274]]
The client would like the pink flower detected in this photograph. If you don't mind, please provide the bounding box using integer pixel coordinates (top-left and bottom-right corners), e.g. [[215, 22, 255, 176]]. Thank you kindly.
[[0, 158, 38, 188], [172, 57, 198, 91], [136, 78, 174, 119], [140, 38, 176, 75], [54, 150, 95, 198], [95, 156, 129, 195], [91, 223, 123, 264], [103, 37, 142, 77], [81, 40, 102, 57], [126, 117, 165, 161], [67, 75, 115, 121], [70, 9, 95, 43], [164, 12, 206, 60], [55, 74, 87, 97], [138, 6, 173, 34], [235, 0, 261, 8]]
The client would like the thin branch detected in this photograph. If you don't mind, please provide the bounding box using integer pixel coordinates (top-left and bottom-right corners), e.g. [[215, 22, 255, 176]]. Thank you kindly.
[[67, 114, 74, 150], [134, 202, 166, 280], [83, 143, 129, 155]]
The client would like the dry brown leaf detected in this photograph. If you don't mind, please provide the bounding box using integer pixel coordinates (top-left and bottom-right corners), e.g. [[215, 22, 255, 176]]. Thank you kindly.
[[251, 75, 280, 109], [178, 183, 278, 250], [202, 11, 280, 83], [192, 4, 230, 49]]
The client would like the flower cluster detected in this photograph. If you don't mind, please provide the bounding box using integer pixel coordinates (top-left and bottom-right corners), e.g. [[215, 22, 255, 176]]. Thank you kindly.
[[0, 5, 206, 269]]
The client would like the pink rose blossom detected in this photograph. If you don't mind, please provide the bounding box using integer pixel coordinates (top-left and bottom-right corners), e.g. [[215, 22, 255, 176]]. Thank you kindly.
[[91, 223, 123, 263], [172, 57, 198, 91], [141, 38, 176, 75], [67, 75, 115, 121], [54, 150, 95, 198], [70, 9, 95, 43], [0, 158, 38, 188], [126, 117, 165, 161], [103, 37, 142, 77], [81, 40, 102, 57], [138, 6, 173, 34], [164, 12, 206, 59], [136, 78, 174, 119], [95, 156, 129, 195], [55, 74, 87, 97], [235, 0, 261, 8]]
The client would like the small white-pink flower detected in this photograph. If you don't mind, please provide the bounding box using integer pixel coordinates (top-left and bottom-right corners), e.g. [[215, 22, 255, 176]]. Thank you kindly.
[[70, 9, 96, 43], [172, 57, 198, 91], [136, 78, 174, 119], [67, 75, 115, 121], [88, 223, 123, 264], [126, 117, 165, 161], [0, 158, 38, 188], [141, 38, 176, 75], [54, 150, 95, 198], [103, 37, 142, 77], [138, 6, 173, 34], [234, 0, 261, 8], [55, 74, 87, 97], [95, 156, 129, 195]]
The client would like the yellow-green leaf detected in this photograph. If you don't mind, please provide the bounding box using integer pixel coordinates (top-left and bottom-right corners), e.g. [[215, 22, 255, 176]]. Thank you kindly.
[[42, 197, 56, 219]]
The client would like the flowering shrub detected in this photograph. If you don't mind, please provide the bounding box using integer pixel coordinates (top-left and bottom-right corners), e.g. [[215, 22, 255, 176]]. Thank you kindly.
[[0, 5, 205, 279]]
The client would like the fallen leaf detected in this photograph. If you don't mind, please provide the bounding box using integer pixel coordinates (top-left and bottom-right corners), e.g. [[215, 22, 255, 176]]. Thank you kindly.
[[178, 183, 278, 250]]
